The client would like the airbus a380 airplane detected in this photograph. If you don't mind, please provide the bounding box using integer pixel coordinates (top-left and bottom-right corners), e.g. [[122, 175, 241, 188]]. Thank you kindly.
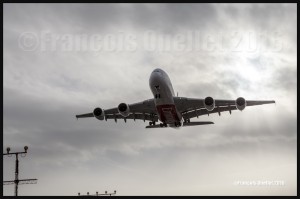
[[76, 68, 275, 128]]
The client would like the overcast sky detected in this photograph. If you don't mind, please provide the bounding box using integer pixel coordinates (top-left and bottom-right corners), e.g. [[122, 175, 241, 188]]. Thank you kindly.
[[3, 3, 297, 196]]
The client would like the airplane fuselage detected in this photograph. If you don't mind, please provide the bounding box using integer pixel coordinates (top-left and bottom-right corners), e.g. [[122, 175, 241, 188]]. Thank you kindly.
[[149, 68, 182, 127]]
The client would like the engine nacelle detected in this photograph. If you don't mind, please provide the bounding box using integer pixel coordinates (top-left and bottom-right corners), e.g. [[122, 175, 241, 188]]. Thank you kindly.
[[93, 107, 105, 120], [204, 96, 215, 111], [236, 97, 247, 111], [118, 103, 130, 117]]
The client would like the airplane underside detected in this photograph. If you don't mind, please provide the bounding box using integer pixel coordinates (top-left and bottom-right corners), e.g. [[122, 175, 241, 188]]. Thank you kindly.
[[150, 103, 215, 128]]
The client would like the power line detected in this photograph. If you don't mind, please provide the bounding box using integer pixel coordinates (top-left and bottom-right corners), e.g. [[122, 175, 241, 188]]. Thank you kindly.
[[3, 146, 38, 196]]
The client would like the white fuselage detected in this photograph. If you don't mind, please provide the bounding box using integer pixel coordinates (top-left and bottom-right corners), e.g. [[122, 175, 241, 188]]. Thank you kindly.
[[149, 68, 182, 126]]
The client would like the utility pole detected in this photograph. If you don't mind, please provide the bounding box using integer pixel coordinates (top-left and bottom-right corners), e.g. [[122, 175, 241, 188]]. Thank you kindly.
[[78, 190, 117, 196], [3, 146, 38, 196]]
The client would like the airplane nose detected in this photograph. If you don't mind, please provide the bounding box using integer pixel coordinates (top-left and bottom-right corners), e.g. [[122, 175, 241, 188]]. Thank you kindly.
[[149, 69, 162, 86], [153, 68, 161, 73], [151, 70, 161, 79]]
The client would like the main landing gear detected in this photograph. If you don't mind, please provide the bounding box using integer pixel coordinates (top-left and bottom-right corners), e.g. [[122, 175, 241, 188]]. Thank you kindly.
[[174, 119, 190, 127], [149, 121, 156, 126], [159, 123, 167, 127], [184, 119, 191, 123], [149, 121, 167, 127], [174, 122, 182, 127]]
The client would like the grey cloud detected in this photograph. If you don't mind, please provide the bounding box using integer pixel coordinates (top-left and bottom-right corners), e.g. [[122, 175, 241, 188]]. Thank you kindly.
[[4, 4, 218, 35], [268, 66, 297, 92], [247, 4, 296, 29], [129, 4, 218, 33]]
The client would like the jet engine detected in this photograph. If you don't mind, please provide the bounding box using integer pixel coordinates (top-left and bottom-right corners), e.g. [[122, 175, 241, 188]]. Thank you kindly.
[[118, 103, 130, 117], [204, 96, 215, 111], [236, 97, 247, 111], [93, 107, 105, 120]]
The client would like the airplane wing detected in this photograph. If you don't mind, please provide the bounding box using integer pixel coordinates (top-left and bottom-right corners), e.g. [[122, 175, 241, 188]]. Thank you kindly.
[[76, 99, 159, 122], [173, 97, 275, 120]]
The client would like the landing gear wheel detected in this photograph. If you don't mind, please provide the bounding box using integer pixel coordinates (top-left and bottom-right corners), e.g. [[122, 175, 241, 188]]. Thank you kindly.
[[184, 119, 190, 123], [175, 122, 182, 127]]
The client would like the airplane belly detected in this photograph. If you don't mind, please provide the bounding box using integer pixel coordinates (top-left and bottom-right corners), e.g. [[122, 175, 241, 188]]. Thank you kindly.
[[156, 104, 181, 124]]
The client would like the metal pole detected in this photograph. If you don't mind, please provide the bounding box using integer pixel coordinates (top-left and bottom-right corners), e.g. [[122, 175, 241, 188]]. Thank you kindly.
[[3, 146, 37, 196], [15, 154, 19, 196]]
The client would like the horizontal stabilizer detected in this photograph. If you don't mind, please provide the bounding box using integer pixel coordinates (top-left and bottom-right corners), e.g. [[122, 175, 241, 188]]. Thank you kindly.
[[145, 124, 166, 128], [76, 113, 94, 119], [183, 121, 214, 126], [145, 121, 214, 128]]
